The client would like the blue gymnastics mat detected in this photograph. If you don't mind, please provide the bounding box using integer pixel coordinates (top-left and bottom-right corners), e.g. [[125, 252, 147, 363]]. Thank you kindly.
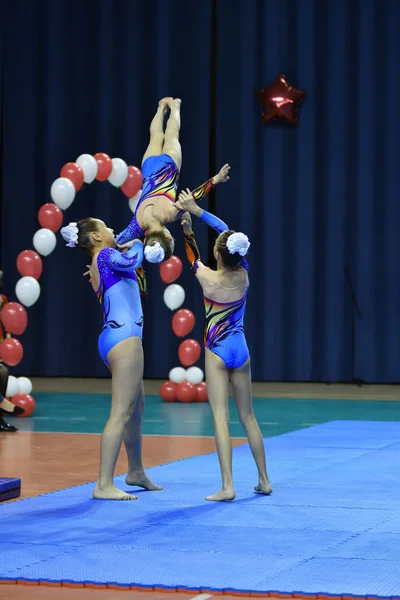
[[1, 420, 400, 597]]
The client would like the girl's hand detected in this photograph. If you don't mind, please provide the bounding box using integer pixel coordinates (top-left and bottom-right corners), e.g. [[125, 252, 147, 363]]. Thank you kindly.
[[214, 163, 230, 184], [177, 189, 202, 216], [83, 265, 91, 282], [117, 239, 142, 253]]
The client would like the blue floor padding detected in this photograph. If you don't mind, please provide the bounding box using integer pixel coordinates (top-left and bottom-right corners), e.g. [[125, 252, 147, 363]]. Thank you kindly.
[[1, 420, 400, 597]]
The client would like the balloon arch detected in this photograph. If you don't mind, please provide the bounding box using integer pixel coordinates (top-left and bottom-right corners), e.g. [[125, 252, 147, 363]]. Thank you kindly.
[[0, 152, 207, 414]]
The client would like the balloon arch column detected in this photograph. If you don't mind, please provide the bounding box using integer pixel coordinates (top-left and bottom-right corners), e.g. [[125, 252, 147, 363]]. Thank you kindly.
[[158, 257, 208, 403], [0, 152, 207, 413]]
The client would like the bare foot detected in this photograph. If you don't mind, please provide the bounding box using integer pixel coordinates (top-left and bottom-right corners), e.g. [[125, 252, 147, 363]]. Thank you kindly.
[[205, 488, 235, 502], [125, 472, 163, 491], [168, 98, 181, 110], [93, 484, 137, 501], [158, 98, 171, 112], [254, 480, 273, 495]]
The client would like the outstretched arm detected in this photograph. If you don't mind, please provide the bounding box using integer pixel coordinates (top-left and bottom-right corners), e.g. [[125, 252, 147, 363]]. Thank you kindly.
[[98, 241, 144, 273], [178, 188, 228, 233], [190, 163, 230, 202], [115, 216, 144, 246], [181, 213, 202, 272], [178, 191, 249, 271]]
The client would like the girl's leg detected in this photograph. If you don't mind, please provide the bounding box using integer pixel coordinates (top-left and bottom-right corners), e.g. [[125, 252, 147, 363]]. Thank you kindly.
[[162, 98, 182, 170], [205, 348, 234, 501], [230, 358, 272, 494], [141, 98, 171, 165], [93, 337, 143, 500], [124, 382, 162, 491], [0, 363, 9, 397]]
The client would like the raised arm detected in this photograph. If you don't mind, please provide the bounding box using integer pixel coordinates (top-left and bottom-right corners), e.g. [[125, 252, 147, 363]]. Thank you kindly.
[[181, 213, 202, 272], [178, 191, 249, 271], [190, 163, 230, 203], [98, 241, 144, 273], [197, 210, 249, 270], [115, 217, 144, 245]]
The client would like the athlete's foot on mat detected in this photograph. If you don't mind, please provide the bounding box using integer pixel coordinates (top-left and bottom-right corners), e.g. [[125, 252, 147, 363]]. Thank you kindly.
[[254, 479, 273, 495], [125, 472, 163, 491], [92, 484, 138, 501], [205, 487, 235, 502]]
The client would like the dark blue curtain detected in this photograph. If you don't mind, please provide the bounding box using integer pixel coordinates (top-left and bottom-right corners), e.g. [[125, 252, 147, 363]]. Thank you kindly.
[[215, 0, 400, 383], [0, 0, 212, 378], [1, 0, 399, 382]]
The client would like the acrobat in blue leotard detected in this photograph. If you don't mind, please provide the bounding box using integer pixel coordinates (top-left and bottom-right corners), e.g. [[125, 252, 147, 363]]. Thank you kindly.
[[184, 211, 250, 369], [96, 241, 144, 365], [115, 155, 217, 245]]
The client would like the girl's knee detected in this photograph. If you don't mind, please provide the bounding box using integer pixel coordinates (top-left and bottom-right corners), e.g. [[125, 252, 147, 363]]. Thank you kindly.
[[238, 410, 255, 426], [134, 396, 144, 417], [111, 402, 136, 425], [212, 409, 230, 427]]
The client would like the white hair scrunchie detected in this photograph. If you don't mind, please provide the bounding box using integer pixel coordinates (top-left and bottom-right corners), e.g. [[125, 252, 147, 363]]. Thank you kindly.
[[226, 232, 250, 256], [144, 241, 165, 263], [60, 222, 79, 248]]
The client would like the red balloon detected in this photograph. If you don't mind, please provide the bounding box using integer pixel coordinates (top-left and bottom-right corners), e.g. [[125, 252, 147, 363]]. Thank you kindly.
[[196, 382, 208, 402], [120, 166, 143, 198], [38, 203, 63, 232], [176, 381, 196, 403], [11, 394, 36, 418], [94, 153, 112, 181], [0, 338, 23, 366], [178, 339, 201, 367], [160, 256, 183, 284], [16, 250, 43, 280], [172, 309, 195, 337], [255, 74, 306, 124], [60, 162, 84, 191], [0, 303, 27, 335], [160, 381, 177, 402]]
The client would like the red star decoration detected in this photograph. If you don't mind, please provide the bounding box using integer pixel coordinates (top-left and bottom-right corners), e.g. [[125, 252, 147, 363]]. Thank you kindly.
[[255, 74, 306, 124]]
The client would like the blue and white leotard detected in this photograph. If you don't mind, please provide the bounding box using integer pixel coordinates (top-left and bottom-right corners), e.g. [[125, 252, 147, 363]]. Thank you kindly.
[[96, 242, 144, 365]]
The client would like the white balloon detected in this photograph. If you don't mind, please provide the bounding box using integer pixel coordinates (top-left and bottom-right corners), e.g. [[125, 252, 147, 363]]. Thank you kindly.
[[129, 189, 142, 213], [108, 158, 128, 187], [6, 375, 18, 398], [163, 284, 185, 311], [186, 366, 204, 385], [33, 228, 56, 256], [50, 177, 76, 210], [169, 367, 187, 384], [76, 153, 98, 183], [17, 377, 33, 395], [15, 276, 41, 307]]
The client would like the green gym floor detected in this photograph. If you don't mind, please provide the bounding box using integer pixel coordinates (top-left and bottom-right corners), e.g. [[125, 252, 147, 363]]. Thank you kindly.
[[12, 387, 400, 437]]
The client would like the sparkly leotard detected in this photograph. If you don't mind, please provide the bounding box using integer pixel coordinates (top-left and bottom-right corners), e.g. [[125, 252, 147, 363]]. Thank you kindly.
[[184, 211, 250, 369], [116, 154, 217, 244], [96, 242, 144, 365]]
